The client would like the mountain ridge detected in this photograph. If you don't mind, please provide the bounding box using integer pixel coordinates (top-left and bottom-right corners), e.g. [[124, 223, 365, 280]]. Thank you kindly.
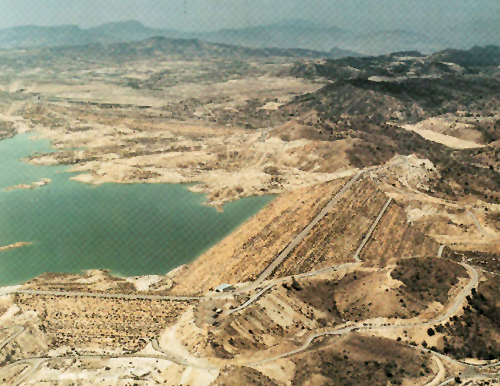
[[0, 18, 488, 56], [7, 35, 354, 65]]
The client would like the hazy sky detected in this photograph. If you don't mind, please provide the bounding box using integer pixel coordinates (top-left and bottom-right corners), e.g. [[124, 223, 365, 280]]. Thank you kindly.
[[0, 0, 498, 32]]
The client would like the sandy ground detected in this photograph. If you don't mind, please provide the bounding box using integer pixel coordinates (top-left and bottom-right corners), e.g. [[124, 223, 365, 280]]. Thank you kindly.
[[20, 76, 321, 107], [403, 115, 485, 143], [21, 107, 358, 207], [402, 121, 484, 149], [0, 242, 32, 253], [370, 155, 500, 247], [124, 275, 173, 292], [1, 55, 498, 385], [5, 178, 51, 192]]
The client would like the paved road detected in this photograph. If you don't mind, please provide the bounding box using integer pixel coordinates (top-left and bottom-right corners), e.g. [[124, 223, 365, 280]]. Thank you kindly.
[[11, 359, 47, 386], [398, 174, 460, 209], [251, 171, 364, 287], [468, 211, 499, 239], [436, 374, 500, 386], [0, 238, 488, 382], [0, 326, 24, 352], [15, 158, 470, 384], [228, 262, 358, 315], [2, 166, 370, 301], [228, 283, 275, 314], [151, 339, 219, 370], [1, 348, 222, 384], [244, 262, 479, 367], [353, 197, 393, 262], [437, 245, 446, 258], [3, 160, 408, 304], [449, 241, 500, 246]]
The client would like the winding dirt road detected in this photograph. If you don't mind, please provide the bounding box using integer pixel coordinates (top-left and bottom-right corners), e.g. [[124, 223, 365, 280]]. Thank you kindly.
[[2, 158, 493, 384], [0, 326, 24, 352], [425, 356, 445, 386]]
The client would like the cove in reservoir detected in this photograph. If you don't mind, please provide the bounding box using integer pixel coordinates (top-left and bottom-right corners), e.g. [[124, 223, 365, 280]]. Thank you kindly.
[[0, 133, 274, 287]]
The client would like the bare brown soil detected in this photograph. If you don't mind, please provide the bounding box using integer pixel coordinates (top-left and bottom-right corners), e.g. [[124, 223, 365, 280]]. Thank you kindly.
[[2, 41, 500, 386], [14, 294, 189, 353], [0, 120, 15, 140], [430, 274, 500, 360], [24, 270, 173, 296], [190, 279, 334, 360], [0, 242, 31, 253], [171, 178, 347, 295], [20, 102, 354, 208], [361, 200, 441, 266], [271, 178, 389, 277], [0, 364, 27, 385], [212, 367, 278, 386], [292, 277, 344, 323], [460, 247, 500, 274], [289, 257, 468, 324], [290, 335, 434, 386]]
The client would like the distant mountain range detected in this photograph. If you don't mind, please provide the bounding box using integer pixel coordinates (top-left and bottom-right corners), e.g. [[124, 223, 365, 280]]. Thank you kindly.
[[0, 19, 497, 56], [41, 36, 350, 62], [2, 36, 361, 70], [0, 21, 179, 50]]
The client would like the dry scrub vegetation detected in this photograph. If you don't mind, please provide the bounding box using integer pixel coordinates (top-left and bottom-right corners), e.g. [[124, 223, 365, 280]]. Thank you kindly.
[[171, 178, 347, 294], [270, 178, 389, 277], [18, 102, 357, 208], [361, 201, 441, 265], [290, 335, 434, 386], [14, 294, 189, 354], [429, 274, 500, 360], [24, 270, 174, 295]]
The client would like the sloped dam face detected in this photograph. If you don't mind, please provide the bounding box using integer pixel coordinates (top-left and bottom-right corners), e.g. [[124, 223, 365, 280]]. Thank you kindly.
[[0, 133, 273, 286]]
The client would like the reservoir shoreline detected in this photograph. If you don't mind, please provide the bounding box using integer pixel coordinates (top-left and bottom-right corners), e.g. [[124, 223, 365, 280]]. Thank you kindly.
[[0, 133, 274, 287]]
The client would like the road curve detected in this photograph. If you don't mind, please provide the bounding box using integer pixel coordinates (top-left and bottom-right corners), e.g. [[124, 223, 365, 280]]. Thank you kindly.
[[3, 160, 408, 304], [229, 262, 358, 314], [0, 245, 485, 381], [430, 263, 478, 325], [229, 283, 275, 314], [151, 339, 219, 370], [0, 326, 25, 352], [425, 355, 446, 386], [468, 211, 499, 239], [245, 262, 479, 367], [11, 359, 48, 386]]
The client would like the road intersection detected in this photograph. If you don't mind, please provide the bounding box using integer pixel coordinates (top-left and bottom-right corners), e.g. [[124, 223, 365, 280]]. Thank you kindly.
[[1, 158, 498, 385]]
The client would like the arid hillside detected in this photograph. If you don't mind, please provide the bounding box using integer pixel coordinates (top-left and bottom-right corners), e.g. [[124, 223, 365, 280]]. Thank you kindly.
[[1, 37, 500, 386]]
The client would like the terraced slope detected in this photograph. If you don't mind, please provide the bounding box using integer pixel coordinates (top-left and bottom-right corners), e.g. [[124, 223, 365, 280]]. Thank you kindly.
[[171, 178, 348, 295], [271, 178, 388, 277], [361, 200, 441, 265]]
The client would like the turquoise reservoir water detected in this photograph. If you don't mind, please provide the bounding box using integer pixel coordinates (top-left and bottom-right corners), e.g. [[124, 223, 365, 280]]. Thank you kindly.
[[0, 134, 274, 286]]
